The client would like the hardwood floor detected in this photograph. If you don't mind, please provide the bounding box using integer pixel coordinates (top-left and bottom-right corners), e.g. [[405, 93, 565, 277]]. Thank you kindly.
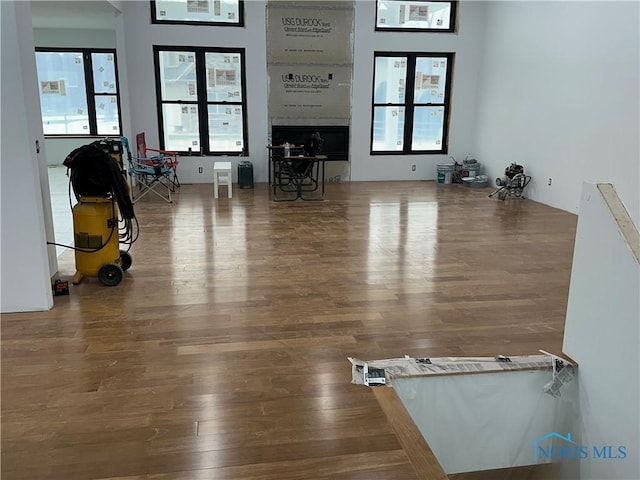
[[1, 181, 577, 479]]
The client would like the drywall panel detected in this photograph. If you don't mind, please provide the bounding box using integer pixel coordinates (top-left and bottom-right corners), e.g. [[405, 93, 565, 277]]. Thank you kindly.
[[1, 1, 54, 312], [32, 28, 116, 49], [44, 139, 91, 166], [119, 0, 485, 183], [349, 0, 487, 181], [114, 9, 131, 142], [563, 182, 640, 479], [120, 0, 270, 182], [474, 1, 639, 224]]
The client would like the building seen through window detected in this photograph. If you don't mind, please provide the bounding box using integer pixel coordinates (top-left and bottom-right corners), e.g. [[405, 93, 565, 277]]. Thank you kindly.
[[155, 47, 248, 155], [35, 49, 122, 136], [371, 52, 453, 155]]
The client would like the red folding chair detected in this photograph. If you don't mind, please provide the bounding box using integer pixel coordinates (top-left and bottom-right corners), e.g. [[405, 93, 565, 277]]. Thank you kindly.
[[135, 132, 180, 190]]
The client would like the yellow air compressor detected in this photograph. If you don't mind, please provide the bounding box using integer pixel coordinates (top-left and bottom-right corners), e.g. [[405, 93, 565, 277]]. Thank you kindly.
[[72, 197, 130, 286], [63, 139, 137, 286]]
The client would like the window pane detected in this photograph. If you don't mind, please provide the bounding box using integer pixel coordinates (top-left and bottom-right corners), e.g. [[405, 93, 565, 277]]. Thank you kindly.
[[159, 51, 198, 101], [95, 95, 120, 135], [208, 104, 244, 152], [35, 51, 89, 135], [377, 1, 453, 30], [205, 52, 243, 102], [374, 56, 407, 104], [414, 57, 447, 104], [411, 106, 444, 150], [154, 0, 241, 24], [372, 106, 405, 151], [162, 104, 200, 152], [92, 53, 117, 94]]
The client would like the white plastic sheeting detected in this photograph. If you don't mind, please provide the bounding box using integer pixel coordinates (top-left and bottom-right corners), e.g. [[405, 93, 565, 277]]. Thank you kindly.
[[349, 355, 556, 385], [349, 354, 579, 476], [393, 369, 579, 476]]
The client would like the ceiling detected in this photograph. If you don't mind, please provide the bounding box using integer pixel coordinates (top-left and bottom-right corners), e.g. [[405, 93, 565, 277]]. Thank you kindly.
[[30, 1, 120, 30]]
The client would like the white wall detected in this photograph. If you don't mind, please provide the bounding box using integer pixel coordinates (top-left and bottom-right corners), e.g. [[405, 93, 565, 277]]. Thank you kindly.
[[118, 0, 486, 184], [33, 27, 116, 48], [114, 9, 131, 151], [563, 183, 639, 480], [1, 1, 54, 312], [475, 1, 639, 224], [29, 1, 640, 219], [350, 0, 487, 181], [120, 0, 270, 183]]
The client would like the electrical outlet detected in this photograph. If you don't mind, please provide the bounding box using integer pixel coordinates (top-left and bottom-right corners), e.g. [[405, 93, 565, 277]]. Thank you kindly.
[[411, 164, 416, 172], [548, 178, 552, 186], [198, 167, 203, 174]]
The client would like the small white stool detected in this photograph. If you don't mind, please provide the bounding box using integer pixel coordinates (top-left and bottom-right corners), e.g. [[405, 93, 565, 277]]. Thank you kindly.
[[213, 161, 232, 199]]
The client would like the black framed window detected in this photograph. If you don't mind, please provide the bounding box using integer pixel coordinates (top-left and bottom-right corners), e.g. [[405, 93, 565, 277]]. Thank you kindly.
[[375, 1, 456, 32], [371, 52, 453, 155], [151, 0, 244, 26], [35, 48, 122, 136], [154, 46, 248, 155]]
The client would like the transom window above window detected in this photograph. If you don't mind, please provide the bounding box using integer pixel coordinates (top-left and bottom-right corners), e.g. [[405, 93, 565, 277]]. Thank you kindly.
[[151, 0, 244, 26], [376, 1, 456, 32], [35, 48, 122, 136], [154, 46, 248, 155], [371, 52, 453, 155]]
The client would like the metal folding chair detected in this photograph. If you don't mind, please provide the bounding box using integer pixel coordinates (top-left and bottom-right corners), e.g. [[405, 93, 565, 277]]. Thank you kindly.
[[136, 132, 180, 191], [121, 136, 172, 203]]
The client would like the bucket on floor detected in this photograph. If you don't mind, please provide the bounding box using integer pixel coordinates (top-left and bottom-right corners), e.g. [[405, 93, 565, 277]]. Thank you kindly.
[[437, 164, 454, 185], [465, 162, 481, 178]]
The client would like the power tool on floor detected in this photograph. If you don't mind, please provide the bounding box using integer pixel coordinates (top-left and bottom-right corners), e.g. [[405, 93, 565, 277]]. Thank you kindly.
[[62, 139, 138, 286], [489, 163, 532, 200]]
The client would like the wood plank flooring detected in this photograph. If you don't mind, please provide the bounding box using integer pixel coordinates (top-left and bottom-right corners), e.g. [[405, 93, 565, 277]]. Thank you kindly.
[[1, 181, 577, 479]]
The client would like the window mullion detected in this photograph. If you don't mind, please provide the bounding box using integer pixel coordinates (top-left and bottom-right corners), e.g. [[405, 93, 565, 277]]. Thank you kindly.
[[153, 47, 166, 149], [84, 51, 98, 135], [195, 50, 209, 155], [404, 55, 416, 153], [112, 51, 123, 136]]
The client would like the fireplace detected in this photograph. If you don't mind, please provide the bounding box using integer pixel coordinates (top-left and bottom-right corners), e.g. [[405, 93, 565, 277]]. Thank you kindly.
[[271, 125, 349, 161]]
